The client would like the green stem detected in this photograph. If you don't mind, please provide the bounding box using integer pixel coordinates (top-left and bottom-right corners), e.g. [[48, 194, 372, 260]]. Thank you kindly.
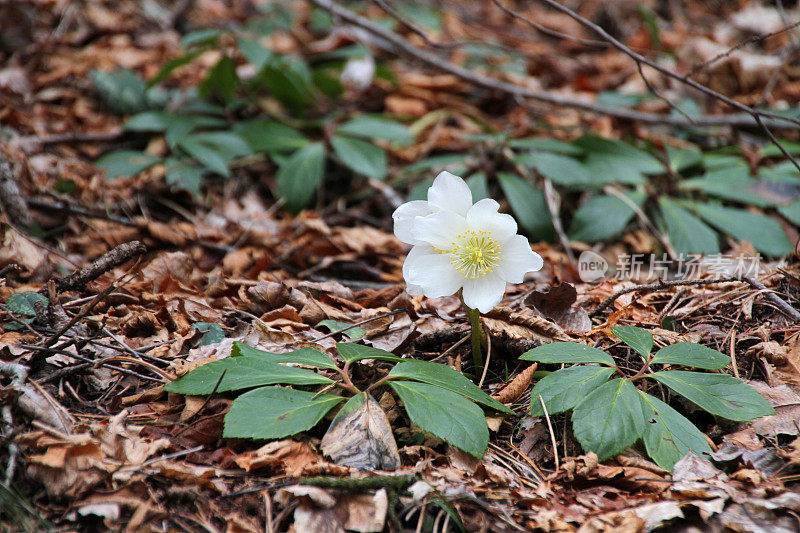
[[464, 303, 486, 372]]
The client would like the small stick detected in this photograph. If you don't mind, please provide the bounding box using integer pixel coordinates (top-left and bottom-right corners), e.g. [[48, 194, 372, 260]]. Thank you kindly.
[[478, 328, 492, 388], [48, 241, 146, 294], [538, 395, 559, 471], [730, 330, 740, 379]]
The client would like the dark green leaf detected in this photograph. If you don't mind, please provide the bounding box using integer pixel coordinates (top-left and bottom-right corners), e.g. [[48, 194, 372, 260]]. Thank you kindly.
[[164, 356, 333, 395], [165, 158, 204, 195], [568, 192, 644, 242], [233, 119, 307, 153], [611, 325, 653, 359], [651, 343, 730, 370], [191, 322, 225, 346], [179, 132, 252, 177], [515, 152, 595, 187], [181, 29, 223, 49], [760, 140, 800, 158], [466, 173, 489, 201], [389, 381, 489, 458], [575, 135, 664, 184], [223, 386, 344, 439], [650, 371, 775, 421], [276, 143, 326, 213], [331, 135, 387, 179], [198, 55, 238, 101], [336, 343, 404, 364], [388, 360, 514, 414], [232, 342, 337, 370], [520, 342, 615, 365], [665, 145, 702, 173], [779, 199, 800, 225], [336, 116, 413, 145], [639, 391, 712, 471], [96, 150, 161, 179], [658, 198, 719, 255], [530, 366, 616, 416], [257, 57, 313, 114], [693, 203, 793, 257], [679, 167, 787, 208], [507, 137, 583, 155], [89, 68, 149, 114], [317, 320, 366, 340], [5, 292, 46, 317], [572, 378, 646, 460], [124, 111, 171, 132], [497, 173, 555, 241]]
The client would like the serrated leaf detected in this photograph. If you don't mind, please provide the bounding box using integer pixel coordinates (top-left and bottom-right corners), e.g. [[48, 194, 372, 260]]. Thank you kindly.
[[96, 150, 162, 179], [223, 386, 344, 439], [164, 356, 333, 395], [638, 391, 712, 471], [5, 292, 46, 317], [530, 366, 616, 416], [520, 342, 615, 365], [233, 119, 307, 153], [569, 192, 644, 243], [650, 371, 775, 421], [389, 381, 489, 458], [191, 322, 225, 346], [497, 173, 555, 241], [276, 143, 325, 213], [232, 342, 337, 370], [693, 202, 793, 257], [336, 116, 413, 145], [651, 343, 730, 370], [317, 320, 366, 340], [336, 343, 404, 364], [388, 360, 514, 414], [611, 325, 653, 359], [198, 55, 238, 101], [515, 152, 595, 187], [571, 378, 646, 461], [331, 135, 387, 179], [658, 197, 719, 255]]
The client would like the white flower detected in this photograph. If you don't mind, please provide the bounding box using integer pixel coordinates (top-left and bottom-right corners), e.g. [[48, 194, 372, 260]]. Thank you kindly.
[[393, 171, 544, 313], [340, 55, 375, 91]]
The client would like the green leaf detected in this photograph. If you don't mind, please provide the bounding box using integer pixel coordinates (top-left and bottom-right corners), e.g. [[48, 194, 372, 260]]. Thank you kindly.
[[276, 143, 326, 213], [497, 173, 555, 241], [331, 135, 387, 179], [466, 173, 489, 201], [147, 51, 204, 87], [191, 322, 225, 346], [568, 192, 644, 242], [575, 135, 664, 185], [389, 381, 489, 458], [515, 152, 595, 187], [336, 343, 404, 364], [89, 68, 149, 114], [5, 292, 46, 317], [232, 342, 337, 370], [779, 199, 800, 225], [650, 371, 775, 421], [611, 325, 653, 359], [388, 360, 514, 414], [181, 29, 223, 49], [760, 139, 800, 158], [124, 111, 171, 132], [336, 116, 413, 145], [164, 356, 333, 395], [256, 57, 314, 114], [96, 150, 161, 179], [665, 145, 702, 173], [638, 391, 712, 471], [679, 167, 788, 208], [165, 158, 205, 195], [693, 203, 793, 257], [571, 378, 647, 461], [179, 132, 252, 177], [658, 197, 719, 255], [529, 366, 616, 416], [233, 119, 307, 153], [223, 386, 344, 439], [317, 319, 366, 340], [198, 55, 238, 101], [651, 343, 730, 370], [520, 342, 615, 365], [507, 137, 583, 155]]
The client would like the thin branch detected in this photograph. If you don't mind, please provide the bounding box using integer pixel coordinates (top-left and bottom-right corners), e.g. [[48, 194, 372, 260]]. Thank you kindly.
[[310, 0, 800, 130]]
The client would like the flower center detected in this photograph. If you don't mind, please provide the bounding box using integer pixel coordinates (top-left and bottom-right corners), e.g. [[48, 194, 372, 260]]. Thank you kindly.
[[447, 230, 501, 279]]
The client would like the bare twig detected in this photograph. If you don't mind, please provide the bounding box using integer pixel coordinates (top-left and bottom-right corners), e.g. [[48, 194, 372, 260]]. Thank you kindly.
[[310, 0, 800, 130], [488, 0, 608, 47], [542, 179, 575, 265], [741, 275, 800, 322], [48, 241, 146, 294], [538, 395, 559, 471], [27, 198, 138, 227]]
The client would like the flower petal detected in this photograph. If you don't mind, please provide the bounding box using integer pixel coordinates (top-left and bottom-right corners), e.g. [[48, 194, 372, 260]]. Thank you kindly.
[[465, 199, 517, 241], [462, 273, 506, 313], [403, 245, 463, 298], [411, 210, 468, 250], [392, 200, 432, 244], [428, 171, 472, 216], [498, 235, 543, 283]]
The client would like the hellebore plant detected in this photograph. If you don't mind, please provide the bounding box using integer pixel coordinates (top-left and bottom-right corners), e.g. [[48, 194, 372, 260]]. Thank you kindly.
[[393, 172, 543, 370]]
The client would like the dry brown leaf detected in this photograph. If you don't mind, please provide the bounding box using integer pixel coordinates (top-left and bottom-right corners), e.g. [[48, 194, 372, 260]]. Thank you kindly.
[[492, 363, 538, 404], [233, 440, 322, 476], [526, 282, 591, 334], [482, 306, 570, 346]]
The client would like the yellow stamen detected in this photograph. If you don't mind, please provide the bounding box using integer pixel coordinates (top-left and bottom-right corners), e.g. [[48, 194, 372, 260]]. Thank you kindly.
[[443, 230, 501, 279]]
